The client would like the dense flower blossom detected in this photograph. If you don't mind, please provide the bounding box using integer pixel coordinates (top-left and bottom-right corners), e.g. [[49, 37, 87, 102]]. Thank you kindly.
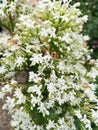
[[0, 0, 98, 130]]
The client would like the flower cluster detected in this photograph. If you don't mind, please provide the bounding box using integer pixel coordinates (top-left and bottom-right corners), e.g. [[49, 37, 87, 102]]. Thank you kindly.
[[0, 0, 98, 130]]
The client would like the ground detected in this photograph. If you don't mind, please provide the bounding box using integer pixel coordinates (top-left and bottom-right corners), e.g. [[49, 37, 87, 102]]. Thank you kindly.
[[0, 98, 13, 130], [0, 82, 13, 130]]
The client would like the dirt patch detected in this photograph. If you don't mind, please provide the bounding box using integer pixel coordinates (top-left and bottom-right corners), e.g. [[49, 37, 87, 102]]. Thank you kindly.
[[0, 99, 13, 130]]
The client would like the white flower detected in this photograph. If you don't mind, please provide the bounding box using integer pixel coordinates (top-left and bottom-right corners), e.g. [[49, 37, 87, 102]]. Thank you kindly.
[[38, 102, 49, 116], [2, 97, 16, 112], [9, 44, 20, 51], [46, 82, 57, 95], [29, 71, 42, 83], [3, 51, 12, 57], [28, 85, 42, 96], [30, 54, 43, 66], [82, 15, 88, 22], [57, 61, 66, 73], [7, 2, 16, 16], [75, 110, 82, 119], [30, 94, 41, 107], [56, 91, 69, 105], [1, 84, 12, 93], [42, 53, 52, 66], [81, 114, 92, 130], [19, 14, 35, 29], [83, 35, 90, 41], [87, 68, 98, 79], [10, 79, 18, 85], [58, 117, 65, 125], [40, 26, 56, 38], [5, 71, 15, 78], [84, 88, 97, 101], [46, 120, 56, 130], [0, 92, 5, 99], [57, 77, 67, 91], [73, 2, 80, 7], [0, 66, 6, 74], [40, 28, 48, 37], [74, 63, 87, 76], [50, 70, 57, 81], [32, 125, 43, 130], [91, 110, 98, 124], [11, 107, 33, 130], [61, 15, 69, 22], [15, 56, 26, 67], [14, 88, 26, 104], [45, 99, 55, 109], [52, 12, 60, 20], [55, 107, 62, 114], [47, 27, 56, 38], [62, 33, 72, 43]]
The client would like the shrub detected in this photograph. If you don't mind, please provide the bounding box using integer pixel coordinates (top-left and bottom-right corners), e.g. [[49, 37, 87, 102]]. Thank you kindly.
[[0, 0, 98, 130]]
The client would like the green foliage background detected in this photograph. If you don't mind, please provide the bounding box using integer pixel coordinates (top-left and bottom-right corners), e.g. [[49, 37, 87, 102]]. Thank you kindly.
[[72, 0, 98, 59]]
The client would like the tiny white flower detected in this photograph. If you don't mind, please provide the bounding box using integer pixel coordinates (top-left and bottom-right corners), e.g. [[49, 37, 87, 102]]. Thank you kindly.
[[74, 63, 87, 76], [57, 61, 66, 71], [82, 15, 88, 22], [40, 28, 48, 37], [52, 12, 60, 20], [58, 117, 65, 125], [28, 85, 42, 96], [62, 33, 72, 43], [19, 14, 35, 29], [83, 35, 90, 41], [9, 44, 19, 51], [46, 120, 55, 130], [91, 110, 98, 124], [46, 82, 57, 95], [10, 79, 18, 85], [14, 88, 26, 104], [87, 68, 98, 79], [2, 97, 16, 111], [0, 66, 6, 74], [84, 88, 96, 101], [81, 114, 92, 130], [1, 84, 12, 93], [7, 2, 16, 16], [61, 15, 69, 22], [29, 71, 42, 83], [15, 56, 26, 67], [30, 54, 43, 66], [75, 109, 82, 119], [38, 103, 49, 116], [31, 94, 41, 107], [55, 107, 62, 114], [47, 27, 56, 38]]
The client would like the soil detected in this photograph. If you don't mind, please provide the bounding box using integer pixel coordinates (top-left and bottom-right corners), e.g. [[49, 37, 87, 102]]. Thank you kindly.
[[0, 98, 13, 130], [0, 82, 13, 130]]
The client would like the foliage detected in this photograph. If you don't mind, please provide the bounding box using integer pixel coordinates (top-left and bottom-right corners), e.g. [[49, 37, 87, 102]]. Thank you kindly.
[[72, 0, 98, 59], [0, 0, 98, 130]]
